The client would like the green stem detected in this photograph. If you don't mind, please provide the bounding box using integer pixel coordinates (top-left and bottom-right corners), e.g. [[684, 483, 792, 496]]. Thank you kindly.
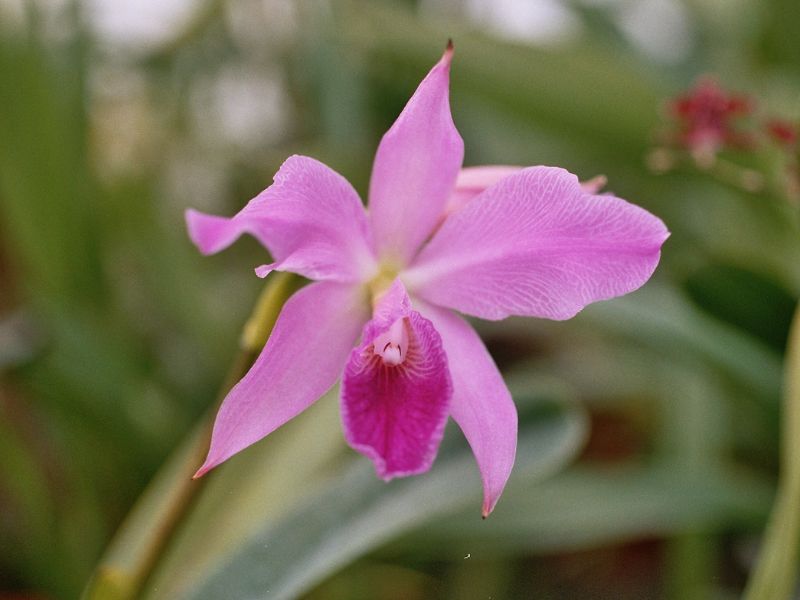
[[743, 299, 800, 600], [81, 273, 300, 600]]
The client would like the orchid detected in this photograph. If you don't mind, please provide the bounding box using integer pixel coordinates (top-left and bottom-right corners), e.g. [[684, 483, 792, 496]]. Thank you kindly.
[[668, 76, 754, 159], [185, 43, 669, 516]]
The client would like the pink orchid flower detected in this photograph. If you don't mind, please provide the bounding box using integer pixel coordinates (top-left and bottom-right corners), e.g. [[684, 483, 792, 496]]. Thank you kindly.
[[185, 43, 669, 516]]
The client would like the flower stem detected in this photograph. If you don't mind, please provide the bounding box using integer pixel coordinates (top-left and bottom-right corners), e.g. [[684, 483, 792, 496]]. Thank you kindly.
[[743, 299, 800, 600], [81, 273, 300, 600]]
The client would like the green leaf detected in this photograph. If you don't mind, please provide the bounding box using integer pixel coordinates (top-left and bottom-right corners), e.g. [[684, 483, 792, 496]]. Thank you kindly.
[[685, 263, 796, 353], [579, 285, 784, 404], [0, 14, 105, 309], [412, 464, 771, 557], [83, 275, 301, 600], [138, 392, 585, 599]]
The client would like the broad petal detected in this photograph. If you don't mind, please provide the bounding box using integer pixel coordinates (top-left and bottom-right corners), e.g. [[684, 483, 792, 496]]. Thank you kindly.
[[405, 166, 669, 320], [195, 281, 369, 476], [186, 155, 376, 282], [341, 281, 452, 479], [368, 43, 464, 264], [418, 301, 517, 517]]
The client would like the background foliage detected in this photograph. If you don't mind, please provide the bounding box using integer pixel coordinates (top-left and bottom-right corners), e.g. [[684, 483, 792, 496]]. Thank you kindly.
[[1, 0, 799, 598]]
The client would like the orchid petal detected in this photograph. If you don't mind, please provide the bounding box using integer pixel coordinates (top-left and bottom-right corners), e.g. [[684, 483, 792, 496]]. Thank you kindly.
[[418, 301, 517, 517], [405, 166, 669, 321], [186, 209, 271, 256], [580, 174, 608, 194], [445, 165, 521, 215], [186, 155, 376, 282], [446, 166, 608, 216], [341, 280, 452, 479], [368, 43, 464, 264], [195, 281, 369, 476]]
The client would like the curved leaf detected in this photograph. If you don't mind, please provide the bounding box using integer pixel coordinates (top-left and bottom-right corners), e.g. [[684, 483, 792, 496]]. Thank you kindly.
[[141, 392, 586, 599]]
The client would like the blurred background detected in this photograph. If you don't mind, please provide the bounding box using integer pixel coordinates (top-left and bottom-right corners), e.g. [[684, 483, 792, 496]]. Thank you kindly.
[[1, 0, 799, 598]]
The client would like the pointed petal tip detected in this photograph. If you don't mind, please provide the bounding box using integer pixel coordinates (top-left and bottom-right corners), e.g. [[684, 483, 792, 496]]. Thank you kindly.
[[580, 174, 607, 194], [415, 305, 516, 521], [193, 453, 223, 479], [442, 39, 454, 65], [192, 464, 210, 479]]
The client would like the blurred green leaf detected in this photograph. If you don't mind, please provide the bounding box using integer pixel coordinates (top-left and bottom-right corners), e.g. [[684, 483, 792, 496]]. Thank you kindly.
[[685, 263, 797, 353], [136, 392, 585, 599], [414, 463, 771, 557], [0, 414, 58, 586], [756, 0, 800, 66], [581, 285, 783, 403], [333, 0, 664, 165], [2, 0, 798, 598], [0, 12, 105, 309], [83, 274, 300, 600]]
